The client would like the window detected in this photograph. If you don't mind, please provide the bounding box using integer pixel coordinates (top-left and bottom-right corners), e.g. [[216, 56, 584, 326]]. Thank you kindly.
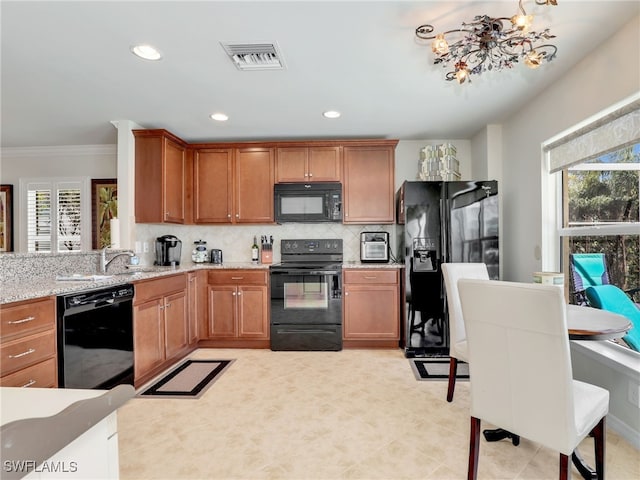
[[561, 144, 640, 296], [542, 95, 639, 287], [20, 178, 90, 252]]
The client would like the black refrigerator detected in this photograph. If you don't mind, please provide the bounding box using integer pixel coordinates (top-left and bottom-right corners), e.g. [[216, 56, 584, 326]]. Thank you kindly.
[[396, 180, 499, 357]]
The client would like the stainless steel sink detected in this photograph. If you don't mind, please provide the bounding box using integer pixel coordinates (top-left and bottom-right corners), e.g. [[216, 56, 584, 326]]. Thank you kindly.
[[114, 269, 157, 276], [55, 274, 114, 282]]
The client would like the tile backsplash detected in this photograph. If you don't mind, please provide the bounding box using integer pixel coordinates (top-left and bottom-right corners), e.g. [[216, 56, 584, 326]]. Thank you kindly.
[[0, 223, 398, 283], [135, 223, 396, 266]]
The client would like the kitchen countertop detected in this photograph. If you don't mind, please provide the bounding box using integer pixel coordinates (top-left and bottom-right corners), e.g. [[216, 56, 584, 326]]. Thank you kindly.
[[0, 385, 134, 479], [1, 262, 404, 305], [342, 262, 404, 269], [0, 262, 268, 305]]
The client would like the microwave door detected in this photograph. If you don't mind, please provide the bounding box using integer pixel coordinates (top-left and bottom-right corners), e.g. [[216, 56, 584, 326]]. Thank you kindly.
[[278, 193, 328, 222]]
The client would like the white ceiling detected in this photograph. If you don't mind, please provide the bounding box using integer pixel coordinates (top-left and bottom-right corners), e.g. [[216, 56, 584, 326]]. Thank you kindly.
[[1, 0, 638, 148]]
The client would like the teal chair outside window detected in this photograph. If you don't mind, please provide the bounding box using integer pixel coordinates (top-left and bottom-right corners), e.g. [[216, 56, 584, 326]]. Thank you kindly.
[[585, 284, 640, 352], [569, 253, 639, 306], [569, 253, 610, 306]]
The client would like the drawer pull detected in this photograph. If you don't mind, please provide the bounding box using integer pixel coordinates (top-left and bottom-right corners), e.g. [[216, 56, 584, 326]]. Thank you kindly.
[[364, 276, 377, 280], [7, 316, 36, 325], [9, 348, 36, 359], [231, 276, 244, 280], [21, 379, 37, 388]]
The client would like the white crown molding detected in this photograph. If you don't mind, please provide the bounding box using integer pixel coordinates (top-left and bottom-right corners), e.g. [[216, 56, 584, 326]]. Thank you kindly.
[[1, 144, 116, 159]]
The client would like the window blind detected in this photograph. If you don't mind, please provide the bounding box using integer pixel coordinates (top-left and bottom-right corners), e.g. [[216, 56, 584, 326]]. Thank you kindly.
[[57, 184, 82, 251], [25, 180, 83, 252], [546, 98, 640, 173], [27, 184, 52, 252]]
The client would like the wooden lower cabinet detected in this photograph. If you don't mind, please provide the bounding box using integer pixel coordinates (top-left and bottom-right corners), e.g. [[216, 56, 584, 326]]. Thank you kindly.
[[343, 269, 400, 348], [0, 296, 57, 388], [202, 269, 269, 348], [187, 271, 205, 346], [133, 274, 190, 387], [133, 297, 165, 381]]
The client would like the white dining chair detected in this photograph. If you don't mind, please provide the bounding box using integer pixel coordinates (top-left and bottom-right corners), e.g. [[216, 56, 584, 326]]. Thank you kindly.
[[441, 263, 489, 402], [457, 279, 609, 480]]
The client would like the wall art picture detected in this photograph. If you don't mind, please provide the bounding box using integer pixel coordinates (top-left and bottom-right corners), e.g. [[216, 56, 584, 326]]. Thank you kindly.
[[92, 179, 117, 249], [0, 185, 13, 252]]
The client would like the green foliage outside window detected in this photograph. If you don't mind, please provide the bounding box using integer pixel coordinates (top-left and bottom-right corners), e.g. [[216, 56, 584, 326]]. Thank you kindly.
[[566, 145, 639, 298]]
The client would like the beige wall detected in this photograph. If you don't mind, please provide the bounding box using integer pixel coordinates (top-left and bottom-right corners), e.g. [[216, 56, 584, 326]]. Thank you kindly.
[[491, 15, 640, 283]]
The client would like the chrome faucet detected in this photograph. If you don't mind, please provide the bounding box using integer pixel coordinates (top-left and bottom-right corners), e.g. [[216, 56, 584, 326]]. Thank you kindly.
[[100, 247, 135, 274]]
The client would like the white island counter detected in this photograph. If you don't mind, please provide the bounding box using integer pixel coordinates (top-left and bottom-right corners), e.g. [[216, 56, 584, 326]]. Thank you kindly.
[[1, 385, 134, 479]]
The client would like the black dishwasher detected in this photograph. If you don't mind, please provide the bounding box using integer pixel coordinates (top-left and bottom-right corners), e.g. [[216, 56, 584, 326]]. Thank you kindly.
[[57, 284, 134, 389]]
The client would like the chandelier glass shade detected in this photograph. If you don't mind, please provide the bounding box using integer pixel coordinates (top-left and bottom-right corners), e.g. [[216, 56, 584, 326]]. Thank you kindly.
[[416, 0, 558, 84]]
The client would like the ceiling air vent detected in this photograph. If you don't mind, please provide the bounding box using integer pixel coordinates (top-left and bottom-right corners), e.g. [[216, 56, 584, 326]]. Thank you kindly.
[[221, 42, 285, 70]]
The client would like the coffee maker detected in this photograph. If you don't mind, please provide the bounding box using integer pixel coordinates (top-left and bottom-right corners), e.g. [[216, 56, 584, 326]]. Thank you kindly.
[[155, 235, 182, 266]]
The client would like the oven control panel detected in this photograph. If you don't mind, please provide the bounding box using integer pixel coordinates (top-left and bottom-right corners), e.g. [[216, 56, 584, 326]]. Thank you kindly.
[[281, 239, 343, 254]]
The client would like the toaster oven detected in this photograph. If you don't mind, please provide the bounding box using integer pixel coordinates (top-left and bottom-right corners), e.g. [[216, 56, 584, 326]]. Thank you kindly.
[[360, 232, 389, 263]]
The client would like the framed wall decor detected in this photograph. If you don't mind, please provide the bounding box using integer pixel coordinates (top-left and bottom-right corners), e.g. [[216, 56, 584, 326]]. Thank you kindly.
[[0, 184, 13, 252], [91, 178, 117, 249]]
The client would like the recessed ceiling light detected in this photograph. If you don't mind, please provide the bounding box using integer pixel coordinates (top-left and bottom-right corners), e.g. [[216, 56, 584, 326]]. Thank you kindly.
[[210, 113, 229, 122], [131, 44, 162, 61], [323, 110, 341, 119]]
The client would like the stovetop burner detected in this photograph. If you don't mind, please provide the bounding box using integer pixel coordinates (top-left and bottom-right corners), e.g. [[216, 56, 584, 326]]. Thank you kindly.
[[275, 238, 343, 267], [270, 262, 343, 271]]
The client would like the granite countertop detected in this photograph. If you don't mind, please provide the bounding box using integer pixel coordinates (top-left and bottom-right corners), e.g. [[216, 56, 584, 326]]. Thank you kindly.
[[1, 261, 404, 305], [0, 262, 269, 305], [342, 262, 404, 269]]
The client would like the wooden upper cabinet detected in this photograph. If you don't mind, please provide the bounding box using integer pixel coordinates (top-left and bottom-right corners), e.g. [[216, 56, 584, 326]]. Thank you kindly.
[[343, 143, 397, 224], [193, 148, 234, 223], [134, 130, 188, 224], [234, 147, 274, 223], [193, 147, 274, 224], [134, 129, 397, 226], [275, 146, 341, 183]]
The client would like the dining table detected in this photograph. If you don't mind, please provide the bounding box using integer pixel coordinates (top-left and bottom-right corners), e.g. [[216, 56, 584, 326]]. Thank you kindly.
[[483, 303, 632, 480], [566, 304, 632, 340]]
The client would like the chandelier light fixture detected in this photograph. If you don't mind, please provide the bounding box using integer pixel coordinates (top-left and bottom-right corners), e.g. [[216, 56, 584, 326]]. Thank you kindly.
[[415, 0, 558, 84]]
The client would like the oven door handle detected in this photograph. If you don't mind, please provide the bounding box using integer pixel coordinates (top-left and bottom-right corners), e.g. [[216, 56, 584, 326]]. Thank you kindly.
[[271, 270, 341, 275]]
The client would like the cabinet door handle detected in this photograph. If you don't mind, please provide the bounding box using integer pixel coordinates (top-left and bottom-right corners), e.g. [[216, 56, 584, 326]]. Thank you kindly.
[[21, 379, 37, 388], [165, 303, 171, 308], [235, 213, 239, 218], [7, 316, 35, 325], [345, 292, 349, 296], [237, 291, 242, 296], [309, 173, 313, 177], [232, 292, 236, 296], [159, 305, 165, 310], [9, 348, 35, 359], [227, 214, 232, 218]]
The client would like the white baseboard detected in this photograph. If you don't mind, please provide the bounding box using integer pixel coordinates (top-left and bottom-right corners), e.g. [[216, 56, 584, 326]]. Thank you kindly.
[[607, 412, 640, 450]]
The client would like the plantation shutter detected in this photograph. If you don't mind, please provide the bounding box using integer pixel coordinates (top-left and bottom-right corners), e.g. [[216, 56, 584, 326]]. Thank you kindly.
[[25, 179, 86, 252], [57, 182, 82, 251], [27, 183, 52, 252]]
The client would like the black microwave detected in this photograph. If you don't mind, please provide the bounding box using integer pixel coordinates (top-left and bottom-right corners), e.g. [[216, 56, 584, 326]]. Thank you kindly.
[[274, 182, 342, 223]]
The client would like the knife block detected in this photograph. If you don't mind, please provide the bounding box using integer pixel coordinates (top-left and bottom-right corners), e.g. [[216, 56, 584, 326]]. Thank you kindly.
[[261, 250, 272, 264]]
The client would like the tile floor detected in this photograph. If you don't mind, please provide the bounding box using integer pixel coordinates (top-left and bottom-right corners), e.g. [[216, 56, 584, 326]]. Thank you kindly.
[[117, 348, 639, 479]]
